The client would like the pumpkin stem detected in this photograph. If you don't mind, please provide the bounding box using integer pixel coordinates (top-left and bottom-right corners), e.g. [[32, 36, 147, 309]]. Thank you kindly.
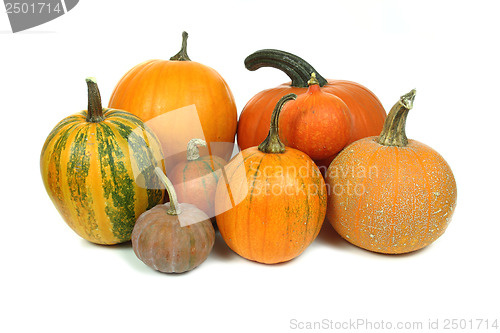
[[258, 93, 297, 154], [308, 72, 320, 86], [170, 31, 191, 61], [376, 89, 417, 147], [154, 167, 182, 215], [244, 49, 328, 88], [187, 138, 207, 161], [85, 77, 105, 123]]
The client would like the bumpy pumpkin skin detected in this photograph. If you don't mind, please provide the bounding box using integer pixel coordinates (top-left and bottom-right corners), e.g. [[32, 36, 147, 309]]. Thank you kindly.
[[109, 35, 237, 173], [239, 80, 384, 152], [40, 109, 165, 245], [279, 79, 353, 161], [131, 203, 215, 273], [326, 138, 457, 254], [215, 147, 327, 264], [237, 50, 386, 164], [238, 84, 310, 151], [169, 155, 226, 219]]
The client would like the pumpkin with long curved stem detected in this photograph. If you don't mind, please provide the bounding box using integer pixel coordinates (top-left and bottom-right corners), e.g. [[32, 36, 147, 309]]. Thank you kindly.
[[40, 78, 165, 245], [132, 167, 215, 273], [279, 72, 352, 161], [215, 94, 327, 264], [109, 31, 237, 173], [169, 138, 226, 221], [238, 49, 386, 171], [325, 90, 457, 254]]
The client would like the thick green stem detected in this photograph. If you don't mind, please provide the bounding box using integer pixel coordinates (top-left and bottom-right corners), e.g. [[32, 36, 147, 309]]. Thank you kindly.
[[187, 138, 206, 161], [170, 31, 191, 61], [376, 89, 417, 147], [85, 77, 104, 123], [244, 49, 328, 88], [154, 167, 182, 215], [258, 93, 297, 154]]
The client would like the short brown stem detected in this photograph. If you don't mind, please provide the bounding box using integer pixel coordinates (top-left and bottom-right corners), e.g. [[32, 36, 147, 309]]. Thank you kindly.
[[85, 77, 104, 123], [170, 31, 191, 61], [308, 72, 319, 86], [376, 89, 417, 147]]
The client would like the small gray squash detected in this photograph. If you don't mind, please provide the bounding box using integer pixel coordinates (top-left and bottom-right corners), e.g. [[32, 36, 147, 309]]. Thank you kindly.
[[131, 167, 215, 273]]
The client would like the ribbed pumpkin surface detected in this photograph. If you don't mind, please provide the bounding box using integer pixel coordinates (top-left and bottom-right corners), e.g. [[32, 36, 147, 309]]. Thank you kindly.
[[326, 138, 457, 253], [108, 59, 237, 173], [238, 80, 386, 156], [132, 202, 215, 273], [170, 154, 226, 219], [40, 109, 165, 244], [326, 90, 457, 254], [215, 147, 327, 264]]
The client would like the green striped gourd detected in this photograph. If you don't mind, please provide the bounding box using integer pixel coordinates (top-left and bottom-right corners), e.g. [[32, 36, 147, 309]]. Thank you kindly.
[[40, 77, 165, 245]]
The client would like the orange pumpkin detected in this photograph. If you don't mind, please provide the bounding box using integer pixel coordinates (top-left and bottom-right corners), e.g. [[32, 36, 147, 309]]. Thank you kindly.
[[169, 138, 226, 221], [238, 49, 386, 171], [325, 90, 457, 254], [279, 72, 352, 161], [109, 32, 237, 173], [215, 94, 327, 264]]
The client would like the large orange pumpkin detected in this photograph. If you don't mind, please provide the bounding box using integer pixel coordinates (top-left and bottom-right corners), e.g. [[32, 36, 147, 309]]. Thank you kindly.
[[109, 32, 237, 173], [325, 90, 457, 254], [237, 49, 386, 171], [215, 94, 327, 264]]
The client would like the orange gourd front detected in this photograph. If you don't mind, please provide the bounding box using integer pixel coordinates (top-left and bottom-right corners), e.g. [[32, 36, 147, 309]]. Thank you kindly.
[[238, 49, 386, 170], [169, 138, 226, 221], [215, 94, 327, 264], [325, 90, 457, 254], [109, 32, 237, 173], [279, 73, 352, 162]]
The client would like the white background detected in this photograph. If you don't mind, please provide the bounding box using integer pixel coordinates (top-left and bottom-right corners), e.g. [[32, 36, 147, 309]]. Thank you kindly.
[[1, 1, 499, 332]]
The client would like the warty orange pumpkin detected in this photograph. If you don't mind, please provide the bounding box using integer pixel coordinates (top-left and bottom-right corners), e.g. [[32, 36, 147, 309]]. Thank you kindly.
[[215, 94, 327, 264], [279, 72, 352, 162], [325, 89, 457, 254], [108, 32, 237, 174], [237, 49, 386, 171]]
